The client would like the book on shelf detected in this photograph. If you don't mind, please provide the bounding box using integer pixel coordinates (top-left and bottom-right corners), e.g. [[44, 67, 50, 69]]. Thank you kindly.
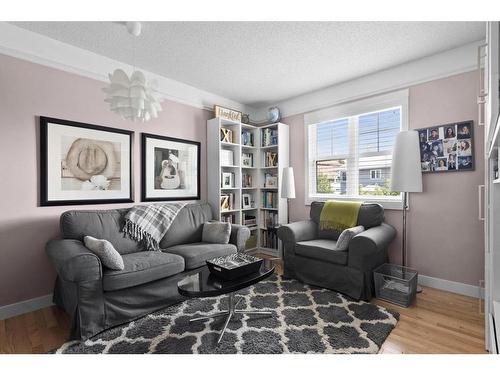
[[261, 128, 278, 147], [220, 149, 234, 166], [264, 173, 278, 188], [220, 127, 233, 143], [264, 151, 278, 167], [261, 191, 277, 208], [220, 193, 235, 211], [241, 130, 254, 147], [261, 210, 278, 228], [243, 213, 257, 227], [221, 214, 235, 224], [242, 173, 253, 188], [261, 230, 278, 249]]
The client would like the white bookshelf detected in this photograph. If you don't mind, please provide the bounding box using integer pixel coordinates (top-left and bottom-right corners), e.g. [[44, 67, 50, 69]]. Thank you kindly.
[[207, 118, 289, 256]]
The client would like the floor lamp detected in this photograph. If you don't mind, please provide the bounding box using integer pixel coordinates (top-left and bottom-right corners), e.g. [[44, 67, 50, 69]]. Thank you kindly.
[[390, 131, 422, 287], [281, 167, 296, 224]]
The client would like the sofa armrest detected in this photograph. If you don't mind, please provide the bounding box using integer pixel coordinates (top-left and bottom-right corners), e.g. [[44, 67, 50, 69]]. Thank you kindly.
[[277, 220, 317, 245], [229, 224, 251, 252], [348, 223, 396, 270], [46, 239, 102, 283]]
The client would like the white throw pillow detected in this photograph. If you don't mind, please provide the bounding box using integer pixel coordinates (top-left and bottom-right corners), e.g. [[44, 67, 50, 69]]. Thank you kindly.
[[83, 236, 125, 270], [335, 225, 365, 251], [202, 221, 231, 244]]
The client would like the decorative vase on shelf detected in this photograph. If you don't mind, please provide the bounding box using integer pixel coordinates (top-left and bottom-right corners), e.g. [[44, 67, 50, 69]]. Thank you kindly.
[[267, 107, 281, 123]]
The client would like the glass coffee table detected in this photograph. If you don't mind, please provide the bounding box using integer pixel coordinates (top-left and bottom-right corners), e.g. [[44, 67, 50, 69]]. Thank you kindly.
[[178, 258, 276, 344]]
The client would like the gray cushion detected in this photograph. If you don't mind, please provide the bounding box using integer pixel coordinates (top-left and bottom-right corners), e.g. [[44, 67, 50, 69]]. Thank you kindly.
[[309, 201, 384, 240], [102, 252, 185, 291], [61, 208, 143, 255], [295, 239, 348, 265], [83, 236, 124, 270], [164, 242, 237, 270], [335, 225, 365, 251], [159, 203, 213, 249], [202, 221, 231, 244]]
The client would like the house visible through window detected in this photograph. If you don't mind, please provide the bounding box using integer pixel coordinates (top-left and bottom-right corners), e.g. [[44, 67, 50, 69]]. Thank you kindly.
[[305, 91, 407, 208]]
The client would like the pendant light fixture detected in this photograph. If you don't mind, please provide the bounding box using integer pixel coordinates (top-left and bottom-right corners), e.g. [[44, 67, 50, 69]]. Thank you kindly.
[[103, 22, 162, 122]]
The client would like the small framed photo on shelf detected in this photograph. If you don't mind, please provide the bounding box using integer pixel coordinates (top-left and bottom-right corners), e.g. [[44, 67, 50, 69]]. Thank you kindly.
[[242, 152, 254, 167], [264, 173, 278, 188], [242, 193, 252, 209], [221, 172, 233, 188]]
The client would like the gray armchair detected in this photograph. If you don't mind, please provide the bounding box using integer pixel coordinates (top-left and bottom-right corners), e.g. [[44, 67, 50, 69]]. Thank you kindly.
[[277, 201, 396, 300]]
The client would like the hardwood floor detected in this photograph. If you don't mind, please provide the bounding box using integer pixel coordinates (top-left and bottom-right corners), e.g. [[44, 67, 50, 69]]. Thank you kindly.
[[0, 258, 486, 354], [376, 288, 486, 353]]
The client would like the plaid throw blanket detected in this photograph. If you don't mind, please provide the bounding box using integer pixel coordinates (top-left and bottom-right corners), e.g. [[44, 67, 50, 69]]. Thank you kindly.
[[122, 203, 187, 251]]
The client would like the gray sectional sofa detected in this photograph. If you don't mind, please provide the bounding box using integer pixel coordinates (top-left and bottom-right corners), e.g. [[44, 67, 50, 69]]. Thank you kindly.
[[46, 202, 250, 340], [277, 201, 396, 301]]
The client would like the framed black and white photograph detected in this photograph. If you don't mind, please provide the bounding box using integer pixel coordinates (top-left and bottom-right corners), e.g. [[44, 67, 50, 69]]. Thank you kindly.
[[242, 152, 253, 167], [141, 133, 200, 201], [221, 172, 233, 188], [417, 120, 474, 173], [40, 117, 133, 206], [242, 193, 252, 208]]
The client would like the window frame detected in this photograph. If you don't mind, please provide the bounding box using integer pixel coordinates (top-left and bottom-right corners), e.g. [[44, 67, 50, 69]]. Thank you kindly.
[[370, 169, 382, 180], [304, 89, 409, 210]]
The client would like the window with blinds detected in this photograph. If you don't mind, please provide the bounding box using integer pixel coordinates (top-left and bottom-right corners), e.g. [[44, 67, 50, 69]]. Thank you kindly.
[[307, 106, 402, 201]]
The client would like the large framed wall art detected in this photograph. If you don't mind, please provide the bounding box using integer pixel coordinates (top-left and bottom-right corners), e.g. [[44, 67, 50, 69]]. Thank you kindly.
[[40, 117, 133, 206], [141, 133, 201, 201], [416, 120, 474, 173]]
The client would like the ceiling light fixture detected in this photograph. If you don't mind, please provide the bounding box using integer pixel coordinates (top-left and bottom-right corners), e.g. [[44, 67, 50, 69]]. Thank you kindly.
[[103, 22, 162, 122]]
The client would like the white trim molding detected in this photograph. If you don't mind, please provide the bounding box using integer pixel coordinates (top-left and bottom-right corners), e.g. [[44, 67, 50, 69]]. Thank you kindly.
[[418, 274, 484, 299], [0, 22, 255, 115], [253, 40, 484, 121], [0, 294, 54, 320]]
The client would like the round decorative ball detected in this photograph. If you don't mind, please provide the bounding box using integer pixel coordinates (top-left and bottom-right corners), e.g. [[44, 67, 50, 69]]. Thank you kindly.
[[267, 107, 281, 123]]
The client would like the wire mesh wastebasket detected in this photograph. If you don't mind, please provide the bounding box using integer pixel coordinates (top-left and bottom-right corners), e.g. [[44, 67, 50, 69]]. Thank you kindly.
[[373, 263, 418, 307]]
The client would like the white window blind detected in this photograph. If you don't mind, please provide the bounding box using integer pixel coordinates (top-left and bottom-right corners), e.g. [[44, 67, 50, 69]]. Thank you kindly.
[[305, 90, 408, 209]]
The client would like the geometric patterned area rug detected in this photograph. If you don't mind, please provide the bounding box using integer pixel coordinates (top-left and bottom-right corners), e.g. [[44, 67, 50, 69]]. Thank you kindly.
[[55, 274, 399, 354]]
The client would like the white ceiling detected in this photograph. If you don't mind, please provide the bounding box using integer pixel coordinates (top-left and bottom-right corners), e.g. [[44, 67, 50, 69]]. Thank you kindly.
[[12, 22, 485, 108]]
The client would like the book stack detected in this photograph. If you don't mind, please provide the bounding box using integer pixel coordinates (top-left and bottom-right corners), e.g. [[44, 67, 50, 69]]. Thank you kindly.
[[242, 173, 253, 188], [220, 149, 234, 166], [261, 210, 278, 228], [264, 152, 278, 167], [243, 213, 257, 227], [261, 128, 278, 147], [221, 214, 235, 224], [220, 193, 235, 211], [261, 230, 278, 249], [261, 191, 277, 208], [241, 130, 254, 146]]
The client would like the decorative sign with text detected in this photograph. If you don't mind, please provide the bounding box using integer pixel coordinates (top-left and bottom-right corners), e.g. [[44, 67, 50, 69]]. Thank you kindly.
[[214, 105, 242, 122]]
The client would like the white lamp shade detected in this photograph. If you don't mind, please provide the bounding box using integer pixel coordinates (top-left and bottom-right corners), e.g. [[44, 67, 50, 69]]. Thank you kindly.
[[281, 167, 296, 199], [390, 130, 423, 193]]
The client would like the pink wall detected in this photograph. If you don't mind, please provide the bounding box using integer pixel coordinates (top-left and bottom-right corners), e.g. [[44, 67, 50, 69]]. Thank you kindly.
[[284, 71, 484, 287], [0, 54, 210, 307]]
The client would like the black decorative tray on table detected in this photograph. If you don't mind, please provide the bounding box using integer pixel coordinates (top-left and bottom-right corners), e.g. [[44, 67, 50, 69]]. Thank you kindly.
[[206, 253, 263, 280]]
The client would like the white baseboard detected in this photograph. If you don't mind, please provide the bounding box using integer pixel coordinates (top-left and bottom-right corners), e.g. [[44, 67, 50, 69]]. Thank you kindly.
[[0, 294, 54, 320], [418, 274, 484, 299]]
